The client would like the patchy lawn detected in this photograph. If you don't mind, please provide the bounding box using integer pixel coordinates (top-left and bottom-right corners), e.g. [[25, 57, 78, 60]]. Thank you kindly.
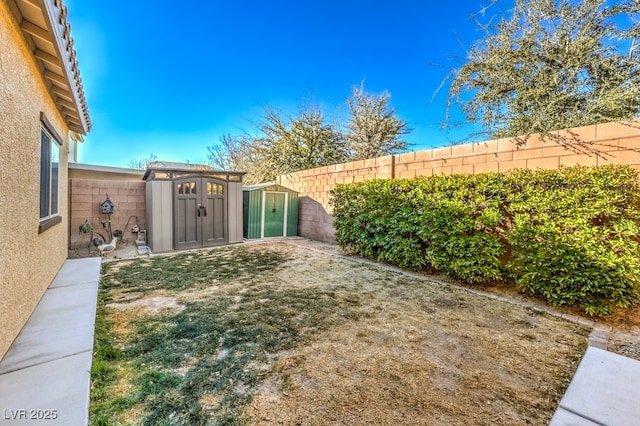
[[91, 242, 588, 425]]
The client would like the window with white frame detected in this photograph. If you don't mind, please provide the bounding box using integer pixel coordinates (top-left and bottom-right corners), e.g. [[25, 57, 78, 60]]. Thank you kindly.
[[39, 122, 61, 221]]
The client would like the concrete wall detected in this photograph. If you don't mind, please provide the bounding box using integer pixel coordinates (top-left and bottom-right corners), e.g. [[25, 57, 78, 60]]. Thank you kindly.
[[68, 166, 146, 251], [0, 3, 71, 360], [278, 121, 640, 243]]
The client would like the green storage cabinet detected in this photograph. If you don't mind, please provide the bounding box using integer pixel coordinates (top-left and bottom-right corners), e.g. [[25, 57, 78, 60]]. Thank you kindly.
[[243, 183, 298, 239]]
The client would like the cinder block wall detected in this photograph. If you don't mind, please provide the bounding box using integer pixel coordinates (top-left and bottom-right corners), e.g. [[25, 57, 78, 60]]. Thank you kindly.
[[278, 121, 640, 243], [69, 167, 146, 250]]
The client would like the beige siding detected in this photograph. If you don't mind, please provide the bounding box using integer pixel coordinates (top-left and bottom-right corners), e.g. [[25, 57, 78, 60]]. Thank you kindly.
[[146, 180, 173, 252], [0, 3, 71, 359], [227, 182, 243, 243]]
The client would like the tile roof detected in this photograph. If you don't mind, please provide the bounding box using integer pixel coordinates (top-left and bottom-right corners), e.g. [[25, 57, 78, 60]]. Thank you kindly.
[[8, 0, 91, 134]]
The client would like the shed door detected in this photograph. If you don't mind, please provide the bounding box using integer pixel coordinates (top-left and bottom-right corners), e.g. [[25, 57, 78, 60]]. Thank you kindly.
[[202, 181, 226, 246], [174, 178, 227, 250], [263, 192, 286, 238]]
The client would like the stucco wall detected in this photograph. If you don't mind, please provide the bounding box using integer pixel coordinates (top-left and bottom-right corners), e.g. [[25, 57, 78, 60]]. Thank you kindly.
[[278, 121, 640, 243], [0, 3, 72, 360]]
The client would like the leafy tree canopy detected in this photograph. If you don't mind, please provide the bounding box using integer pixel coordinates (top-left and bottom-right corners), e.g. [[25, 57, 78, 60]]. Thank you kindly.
[[208, 84, 410, 184], [256, 103, 348, 176], [346, 83, 411, 160], [447, 0, 640, 139]]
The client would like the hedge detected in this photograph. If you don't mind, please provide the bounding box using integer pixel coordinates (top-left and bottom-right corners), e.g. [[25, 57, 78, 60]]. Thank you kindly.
[[331, 165, 640, 315]]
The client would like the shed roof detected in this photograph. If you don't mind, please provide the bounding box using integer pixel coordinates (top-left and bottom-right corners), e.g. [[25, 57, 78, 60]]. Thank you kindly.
[[243, 182, 297, 192], [143, 161, 246, 181], [243, 182, 278, 191], [146, 161, 215, 171], [7, 0, 91, 133], [69, 162, 145, 176]]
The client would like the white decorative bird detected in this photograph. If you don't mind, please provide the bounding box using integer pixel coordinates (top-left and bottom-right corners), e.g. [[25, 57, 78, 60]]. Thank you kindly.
[[98, 237, 118, 257]]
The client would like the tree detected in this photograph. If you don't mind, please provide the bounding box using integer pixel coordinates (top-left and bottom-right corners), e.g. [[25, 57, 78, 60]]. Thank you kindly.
[[127, 153, 157, 169], [206, 104, 347, 184], [253, 103, 347, 180], [207, 134, 250, 171], [207, 134, 270, 184], [447, 0, 640, 140], [206, 85, 411, 183], [345, 83, 411, 160]]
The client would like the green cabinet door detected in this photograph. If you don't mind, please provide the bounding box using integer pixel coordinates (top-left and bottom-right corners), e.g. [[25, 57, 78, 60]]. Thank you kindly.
[[263, 192, 285, 237]]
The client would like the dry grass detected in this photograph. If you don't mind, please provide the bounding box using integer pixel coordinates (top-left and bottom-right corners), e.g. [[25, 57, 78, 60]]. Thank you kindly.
[[92, 241, 588, 425]]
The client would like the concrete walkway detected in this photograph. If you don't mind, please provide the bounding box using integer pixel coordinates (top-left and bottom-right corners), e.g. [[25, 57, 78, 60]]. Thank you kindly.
[[551, 346, 640, 426], [0, 257, 101, 425]]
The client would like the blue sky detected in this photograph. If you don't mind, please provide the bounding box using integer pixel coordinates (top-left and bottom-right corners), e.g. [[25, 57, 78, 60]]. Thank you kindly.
[[65, 1, 508, 168]]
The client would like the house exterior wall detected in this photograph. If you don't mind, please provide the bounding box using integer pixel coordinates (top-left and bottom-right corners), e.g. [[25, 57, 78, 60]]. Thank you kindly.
[[278, 121, 640, 244], [68, 166, 146, 250], [0, 3, 71, 359]]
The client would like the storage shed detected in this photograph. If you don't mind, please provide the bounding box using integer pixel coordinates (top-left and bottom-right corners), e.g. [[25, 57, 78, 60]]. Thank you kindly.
[[143, 162, 245, 252], [243, 183, 298, 239]]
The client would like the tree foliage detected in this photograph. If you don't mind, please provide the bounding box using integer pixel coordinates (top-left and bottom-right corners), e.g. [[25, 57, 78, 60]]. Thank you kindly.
[[207, 84, 410, 184], [447, 0, 640, 139], [255, 104, 348, 178], [127, 153, 157, 170], [207, 134, 244, 171], [346, 83, 411, 160], [206, 134, 267, 182]]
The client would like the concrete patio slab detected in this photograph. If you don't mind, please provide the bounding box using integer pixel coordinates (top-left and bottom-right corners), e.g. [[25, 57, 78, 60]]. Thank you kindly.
[[0, 257, 101, 425], [551, 347, 640, 426], [49, 257, 102, 288], [0, 352, 92, 425], [551, 407, 601, 425], [0, 281, 97, 374]]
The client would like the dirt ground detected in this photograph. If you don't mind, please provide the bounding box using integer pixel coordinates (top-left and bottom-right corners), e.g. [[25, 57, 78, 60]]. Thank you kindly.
[[296, 238, 640, 362], [245, 242, 587, 425], [94, 240, 597, 425]]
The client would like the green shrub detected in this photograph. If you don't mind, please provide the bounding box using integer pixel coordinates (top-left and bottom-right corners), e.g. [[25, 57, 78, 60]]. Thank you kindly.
[[333, 179, 429, 270], [333, 173, 509, 282], [505, 166, 640, 315], [331, 165, 640, 315]]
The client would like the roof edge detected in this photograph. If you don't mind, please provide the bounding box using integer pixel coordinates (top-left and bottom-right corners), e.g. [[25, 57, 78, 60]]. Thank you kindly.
[[142, 167, 247, 181], [69, 163, 145, 175], [44, 0, 91, 133]]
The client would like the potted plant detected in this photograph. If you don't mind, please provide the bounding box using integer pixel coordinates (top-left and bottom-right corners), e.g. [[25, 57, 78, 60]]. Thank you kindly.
[[79, 220, 93, 234]]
